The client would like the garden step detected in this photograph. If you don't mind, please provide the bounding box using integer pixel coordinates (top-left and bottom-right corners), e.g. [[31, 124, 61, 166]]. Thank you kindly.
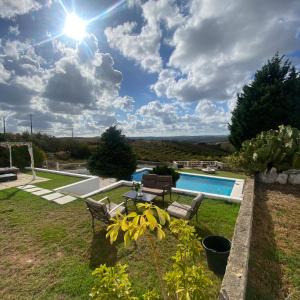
[[24, 187, 43, 193], [52, 195, 77, 205], [32, 189, 52, 196], [42, 192, 64, 201]]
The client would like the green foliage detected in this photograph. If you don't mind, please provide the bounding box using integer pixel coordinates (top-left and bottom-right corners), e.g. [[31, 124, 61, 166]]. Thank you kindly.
[[92, 206, 212, 300], [230, 125, 300, 173], [229, 54, 300, 149], [90, 264, 138, 300], [0, 144, 45, 169], [164, 220, 212, 300], [150, 165, 180, 186], [88, 126, 137, 180], [106, 203, 170, 246]]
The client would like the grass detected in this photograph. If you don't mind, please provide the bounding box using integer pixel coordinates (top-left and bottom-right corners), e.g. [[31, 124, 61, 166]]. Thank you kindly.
[[0, 183, 240, 299], [180, 168, 247, 180], [247, 183, 300, 300], [24, 170, 83, 189]]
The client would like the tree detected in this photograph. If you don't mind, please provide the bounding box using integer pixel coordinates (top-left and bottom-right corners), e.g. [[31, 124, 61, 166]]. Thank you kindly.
[[229, 53, 300, 149], [88, 126, 137, 180]]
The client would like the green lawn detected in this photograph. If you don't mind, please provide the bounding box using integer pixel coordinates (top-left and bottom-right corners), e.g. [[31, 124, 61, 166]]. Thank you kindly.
[[180, 168, 247, 180], [25, 170, 84, 189], [0, 185, 240, 299]]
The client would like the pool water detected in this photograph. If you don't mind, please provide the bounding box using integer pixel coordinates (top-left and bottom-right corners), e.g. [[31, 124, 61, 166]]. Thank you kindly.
[[132, 169, 235, 196]]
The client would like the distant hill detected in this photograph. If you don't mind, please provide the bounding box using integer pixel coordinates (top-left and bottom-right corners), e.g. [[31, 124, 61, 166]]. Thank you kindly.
[[129, 135, 228, 143], [130, 140, 232, 162]]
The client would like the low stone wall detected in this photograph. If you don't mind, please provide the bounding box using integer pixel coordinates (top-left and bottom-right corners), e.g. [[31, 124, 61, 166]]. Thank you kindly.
[[219, 178, 255, 300], [258, 168, 300, 185]]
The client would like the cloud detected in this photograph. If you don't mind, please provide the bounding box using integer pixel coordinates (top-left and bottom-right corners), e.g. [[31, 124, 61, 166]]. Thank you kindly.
[[105, 21, 162, 73], [121, 99, 231, 136], [0, 0, 42, 19], [8, 25, 20, 36], [152, 0, 300, 103], [0, 34, 128, 134], [104, 0, 185, 73]]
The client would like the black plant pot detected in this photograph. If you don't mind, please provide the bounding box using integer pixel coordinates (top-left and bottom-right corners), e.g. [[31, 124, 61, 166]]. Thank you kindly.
[[202, 235, 231, 275]]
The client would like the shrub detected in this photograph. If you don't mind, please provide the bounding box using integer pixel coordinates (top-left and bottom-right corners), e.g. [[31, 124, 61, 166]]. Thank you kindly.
[[91, 205, 212, 300], [88, 126, 137, 180], [150, 165, 180, 186], [0, 144, 45, 169], [230, 125, 300, 173]]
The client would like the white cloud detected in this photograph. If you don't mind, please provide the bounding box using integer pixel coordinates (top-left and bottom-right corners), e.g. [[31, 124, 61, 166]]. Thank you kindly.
[[8, 25, 20, 36], [0, 0, 42, 19], [0, 35, 129, 134], [152, 0, 300, 104], [121, 99, 231, 136], [105, 22, 162, 73], [105, 0, 185, 73]]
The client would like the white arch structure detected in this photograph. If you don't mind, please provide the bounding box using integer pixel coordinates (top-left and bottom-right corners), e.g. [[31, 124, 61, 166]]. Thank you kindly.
[[0, 142, 36, 180]]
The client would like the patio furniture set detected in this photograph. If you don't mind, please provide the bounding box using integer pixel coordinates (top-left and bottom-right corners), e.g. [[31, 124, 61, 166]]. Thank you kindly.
[[0, 167, 19, 182], [85, 174, 204, 231]]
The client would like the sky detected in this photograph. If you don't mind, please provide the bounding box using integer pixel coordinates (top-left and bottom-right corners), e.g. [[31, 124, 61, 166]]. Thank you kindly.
[[0, 0, 299, 137]]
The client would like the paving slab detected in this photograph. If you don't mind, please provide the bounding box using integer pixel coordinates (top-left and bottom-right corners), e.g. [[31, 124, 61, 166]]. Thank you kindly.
[[32, 189, 52, 196], [42, 192, 64, 201], [53, 195, 77, 205], [18, 184, 35, 190], [0, 173, 49, 191], [24, 187, 43, 192]]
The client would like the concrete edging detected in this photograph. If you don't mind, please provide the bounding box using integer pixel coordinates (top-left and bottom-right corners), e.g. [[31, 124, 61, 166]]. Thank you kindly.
[[25, 167, 93, 179], [219, 178, 255, 300]]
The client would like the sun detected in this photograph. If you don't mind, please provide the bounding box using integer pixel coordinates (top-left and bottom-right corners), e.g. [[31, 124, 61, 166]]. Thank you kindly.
[[64, 13, 87, 41]]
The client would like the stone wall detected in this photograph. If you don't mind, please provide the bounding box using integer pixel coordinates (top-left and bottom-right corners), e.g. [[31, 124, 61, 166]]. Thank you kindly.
[[258, 168, 300, 185], [219, 178, 255, 300]]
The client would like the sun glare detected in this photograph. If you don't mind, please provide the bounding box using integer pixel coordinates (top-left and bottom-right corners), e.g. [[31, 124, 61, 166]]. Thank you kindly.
[[64, 13, 86, 41]]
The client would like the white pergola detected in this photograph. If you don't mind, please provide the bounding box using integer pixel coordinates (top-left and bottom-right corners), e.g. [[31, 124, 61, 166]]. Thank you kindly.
[[0, 142, 36, 180]]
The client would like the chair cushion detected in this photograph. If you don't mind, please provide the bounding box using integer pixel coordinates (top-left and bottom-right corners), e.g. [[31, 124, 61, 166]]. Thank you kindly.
[[142, 187, 164, 195], [107, 203, 126, 218], [167, 202, 191, 219]]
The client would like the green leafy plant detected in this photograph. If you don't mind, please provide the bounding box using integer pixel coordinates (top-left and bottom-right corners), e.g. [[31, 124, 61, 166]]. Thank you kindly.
[[150, 165, 180, 186], [229, 125, 300, 173], [90, 264, 138, 300], [91, 205, 212, 300], [164, 220, 212, 300], [132, 181, 141, 192]]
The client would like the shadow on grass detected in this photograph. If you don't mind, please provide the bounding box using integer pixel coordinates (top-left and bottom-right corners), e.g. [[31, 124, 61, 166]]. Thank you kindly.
[[246, 183, 283, 300], [89, 227, 119, 269], [0, 187, 23, 202]]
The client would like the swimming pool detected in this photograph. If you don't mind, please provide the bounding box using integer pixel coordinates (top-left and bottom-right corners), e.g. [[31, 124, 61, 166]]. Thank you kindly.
[[132, 169, 236, 197]]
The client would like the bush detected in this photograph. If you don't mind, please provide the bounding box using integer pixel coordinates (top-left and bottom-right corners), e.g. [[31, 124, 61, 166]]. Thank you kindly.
[[150, 165, 180, 186], [92, 205, 212, 300], [0, 144, 45, 169], [88, 126, 137, 180], [230, 125, 300, 173]]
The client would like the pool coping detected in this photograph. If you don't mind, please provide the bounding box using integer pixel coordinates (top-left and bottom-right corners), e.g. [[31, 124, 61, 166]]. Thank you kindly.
[[134, 168, 244, 202]]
